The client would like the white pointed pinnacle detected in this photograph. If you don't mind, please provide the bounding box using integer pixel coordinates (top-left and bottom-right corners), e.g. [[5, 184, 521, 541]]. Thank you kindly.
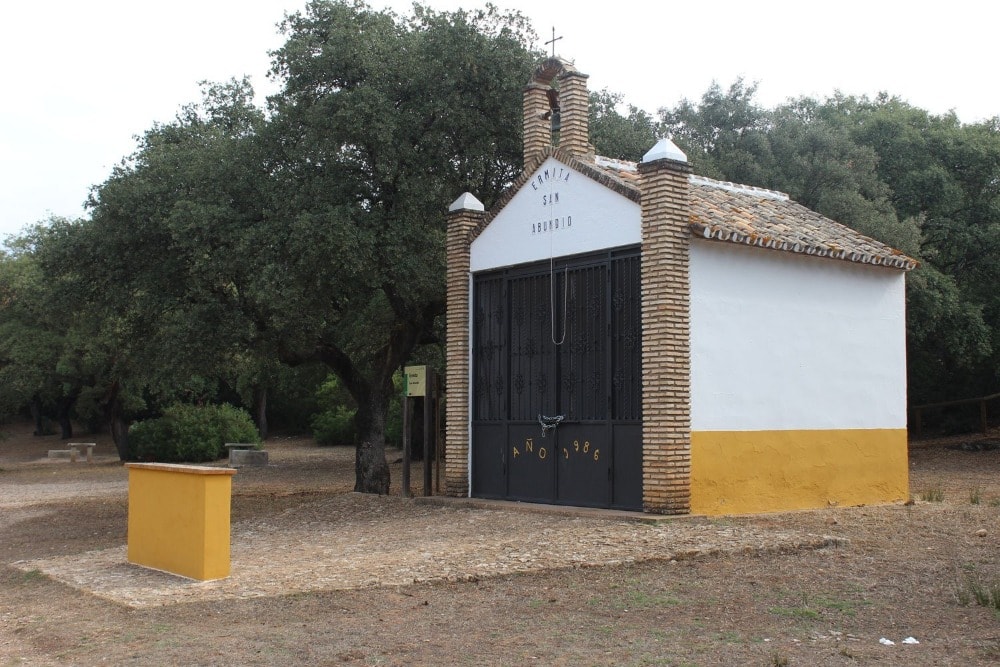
[[642, 137, 688, 164], [449, 192, 485, 212]]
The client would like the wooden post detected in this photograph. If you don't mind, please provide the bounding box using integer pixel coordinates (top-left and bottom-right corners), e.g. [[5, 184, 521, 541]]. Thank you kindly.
[[435, 381, 443, 493], [402, 396, 412, 498], [981, 399, 989, 435], [422, 370, 434, 496]]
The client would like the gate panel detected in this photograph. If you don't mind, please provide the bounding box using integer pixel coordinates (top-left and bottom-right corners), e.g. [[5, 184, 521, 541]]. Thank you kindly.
[[471, 423, 506, 498], [611, 255, 642, 421], [611, 424, 643, 510], [559, 265, 607, 421], [507, 424, 555, 502], [473, 276, 506, 422], [509, 274, 557, 421], [556, 424, 611, 507], [471, 275, 506, 500], [610, 254, 643, 510], [471, 248, 642, 510]]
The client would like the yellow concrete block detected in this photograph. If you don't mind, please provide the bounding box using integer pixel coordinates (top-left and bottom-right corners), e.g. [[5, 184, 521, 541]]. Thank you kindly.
[[690, 429, 909, 515], [126, 463, 237, 580]]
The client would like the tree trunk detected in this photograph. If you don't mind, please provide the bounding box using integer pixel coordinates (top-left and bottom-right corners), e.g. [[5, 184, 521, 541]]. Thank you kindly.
[[57, 390, 80, 440], [30, 397, 45, 436], [253, 385, 268, 440], [104, 385, 130, 461], [59, 405, 73, 440], [353, 390, 390, 494], [310, 300, 440, 493]]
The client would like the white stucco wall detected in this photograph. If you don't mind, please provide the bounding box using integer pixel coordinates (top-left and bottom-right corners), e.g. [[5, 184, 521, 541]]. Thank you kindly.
[[470, 157, 640, 272], [690, 240, 908, 431]]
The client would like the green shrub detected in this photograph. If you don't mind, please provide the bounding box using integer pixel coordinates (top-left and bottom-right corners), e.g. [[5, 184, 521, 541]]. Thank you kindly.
[[311, 404, 357, 446], [129, 403, 260, 462]]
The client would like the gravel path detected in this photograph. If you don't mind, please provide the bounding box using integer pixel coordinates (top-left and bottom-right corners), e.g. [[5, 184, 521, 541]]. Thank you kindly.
[[13, 492, 843, 608], [0, 479, 126, 509]]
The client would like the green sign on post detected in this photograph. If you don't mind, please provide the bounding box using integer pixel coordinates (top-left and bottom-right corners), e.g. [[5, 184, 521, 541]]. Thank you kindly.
[[403, 365, 427, 397]]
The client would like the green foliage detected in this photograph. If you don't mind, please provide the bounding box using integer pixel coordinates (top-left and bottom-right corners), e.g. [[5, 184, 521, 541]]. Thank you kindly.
[[311, 405, 357, 446], [589, 89, 658, 162], [264, 363, 329, 433], [128, 403, 260, 462], [660, 78, 774, 184], [0, 238, 88, 424], [310, 374, 358, 446]]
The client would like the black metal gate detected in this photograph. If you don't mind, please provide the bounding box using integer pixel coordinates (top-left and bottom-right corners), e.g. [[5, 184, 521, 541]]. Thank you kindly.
[[471, 247, 642, 510]]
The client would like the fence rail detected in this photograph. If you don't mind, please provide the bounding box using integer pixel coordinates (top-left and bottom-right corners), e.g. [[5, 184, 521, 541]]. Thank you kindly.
[[910, 392, 1000, 438]]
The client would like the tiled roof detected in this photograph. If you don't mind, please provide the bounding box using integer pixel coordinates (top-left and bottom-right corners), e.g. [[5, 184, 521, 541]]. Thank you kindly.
[[591, 156, 918, 271]]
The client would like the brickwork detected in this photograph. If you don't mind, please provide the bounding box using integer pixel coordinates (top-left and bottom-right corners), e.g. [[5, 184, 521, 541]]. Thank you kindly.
[[522, 82, 551, 169], [638, 157, 693, 514], [443, 201, 484, 496], [522, 58, 592, 166], [556, 70, 592, 157]]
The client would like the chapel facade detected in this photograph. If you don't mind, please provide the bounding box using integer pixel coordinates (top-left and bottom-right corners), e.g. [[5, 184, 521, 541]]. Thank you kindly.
[[443, 58, 913, 514]]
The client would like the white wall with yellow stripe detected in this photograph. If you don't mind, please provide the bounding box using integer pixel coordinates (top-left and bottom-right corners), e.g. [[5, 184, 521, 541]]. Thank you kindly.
[[689, 240, 909, 514]]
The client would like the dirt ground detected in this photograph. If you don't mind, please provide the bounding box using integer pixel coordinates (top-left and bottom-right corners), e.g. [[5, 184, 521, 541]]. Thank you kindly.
[[1, 422, 998, 666]]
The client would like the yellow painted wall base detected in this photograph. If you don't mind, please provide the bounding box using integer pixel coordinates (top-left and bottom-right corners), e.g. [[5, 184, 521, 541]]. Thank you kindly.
[[126, 463, 237, 580], [690, 429, 908, 515]]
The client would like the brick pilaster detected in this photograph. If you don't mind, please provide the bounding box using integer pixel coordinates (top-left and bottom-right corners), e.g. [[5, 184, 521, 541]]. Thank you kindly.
[[523, 82, 551, 169], [638, 140, 692, 514], [444, 193, 485, 497], [556, 70, 591, 157]]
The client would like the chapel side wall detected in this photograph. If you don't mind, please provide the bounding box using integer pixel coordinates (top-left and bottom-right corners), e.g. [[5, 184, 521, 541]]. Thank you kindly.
[[688, 240, 909, 514]]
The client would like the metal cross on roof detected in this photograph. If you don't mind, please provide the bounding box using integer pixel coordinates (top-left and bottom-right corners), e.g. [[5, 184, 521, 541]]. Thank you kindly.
[[544, 27, 563, 58]]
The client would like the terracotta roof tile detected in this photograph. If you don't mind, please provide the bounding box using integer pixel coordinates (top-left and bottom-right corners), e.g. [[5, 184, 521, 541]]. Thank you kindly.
[[591, 157, 917, 271]]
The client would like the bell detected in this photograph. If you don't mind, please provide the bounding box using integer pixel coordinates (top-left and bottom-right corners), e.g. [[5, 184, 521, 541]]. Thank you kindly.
[[550, 109, 561, 134]]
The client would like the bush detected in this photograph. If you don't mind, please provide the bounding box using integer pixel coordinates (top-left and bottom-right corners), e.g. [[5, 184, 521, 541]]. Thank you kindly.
[[129, 403, 260, 462], [311, 404, 357, 446]]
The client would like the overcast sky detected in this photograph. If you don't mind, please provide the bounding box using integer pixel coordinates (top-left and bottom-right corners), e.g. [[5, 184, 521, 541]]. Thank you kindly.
[[2, 0, 997, 242]]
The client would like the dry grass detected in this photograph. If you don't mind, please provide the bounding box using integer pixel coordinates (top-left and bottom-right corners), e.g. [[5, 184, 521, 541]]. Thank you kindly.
[[1, 422, 999, 665]]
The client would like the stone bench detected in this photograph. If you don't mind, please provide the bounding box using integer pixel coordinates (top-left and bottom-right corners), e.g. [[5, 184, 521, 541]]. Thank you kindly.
[[225, 443, 268, 466], [48, 443, 97, 463], [68, 442, 97, 463]]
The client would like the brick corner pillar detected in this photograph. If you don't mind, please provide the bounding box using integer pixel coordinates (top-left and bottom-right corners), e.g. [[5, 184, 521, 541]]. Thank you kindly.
[[523, 81, 551, 169], [444, 192, 485, 497], [556, 69, 591, 157], [638, 138, 693, 514]]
